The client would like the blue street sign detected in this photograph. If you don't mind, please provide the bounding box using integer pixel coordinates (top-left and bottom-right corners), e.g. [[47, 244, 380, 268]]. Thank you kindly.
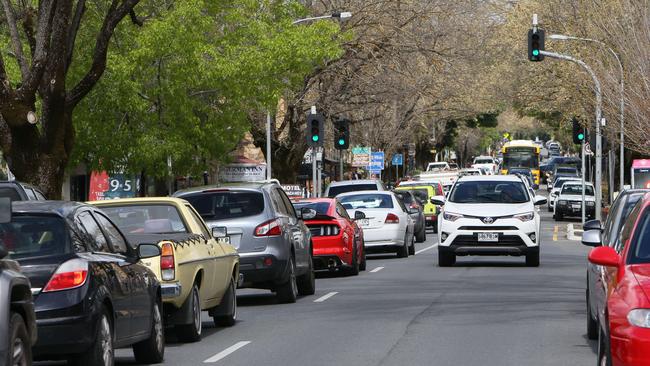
[[368, 163, 384, 171], [392, 154, 403, 166], [370, 152, 385, 170]]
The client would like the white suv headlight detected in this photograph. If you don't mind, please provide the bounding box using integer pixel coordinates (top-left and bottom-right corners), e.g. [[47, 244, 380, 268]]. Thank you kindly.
[[628, 309, 650, 328], [513, 212, 534, 222], [443, 212, 463, 222]]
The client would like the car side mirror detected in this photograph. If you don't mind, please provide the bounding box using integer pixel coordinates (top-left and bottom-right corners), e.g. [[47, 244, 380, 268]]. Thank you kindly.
[[300, 208, 317, 221], [533, 196, 548, 206], [584, 219, 602, 232], [0, 197, 11, 224], [430, 196, 445, 206], [581, 229, 602, 247], [212, 226, 228, 238], [588, 246, 620, 267], [137, 243, 161, 259], [0, 245, 7, 259], [354, 211, 366, 220]]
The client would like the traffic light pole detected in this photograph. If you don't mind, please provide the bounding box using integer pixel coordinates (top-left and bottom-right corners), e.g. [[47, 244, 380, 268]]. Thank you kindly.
[[581, 141, 586, 225], [312, 148, 317, 197], [540, 50, 603, 221], [340, 150, 343, 181]]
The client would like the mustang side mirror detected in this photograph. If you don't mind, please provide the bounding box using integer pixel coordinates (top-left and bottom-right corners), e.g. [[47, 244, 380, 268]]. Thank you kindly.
[[588, 246, 620, 267], [354, 211, 366, 220], [0, 197, 11, 224], [137, 243, 162, 259]]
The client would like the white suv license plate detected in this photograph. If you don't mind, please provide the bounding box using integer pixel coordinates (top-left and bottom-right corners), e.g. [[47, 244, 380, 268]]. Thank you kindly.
[[477, 233, 499, 242]]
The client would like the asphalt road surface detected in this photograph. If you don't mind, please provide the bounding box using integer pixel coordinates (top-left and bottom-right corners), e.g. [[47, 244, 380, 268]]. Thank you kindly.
[[40, 205, 598, 366]]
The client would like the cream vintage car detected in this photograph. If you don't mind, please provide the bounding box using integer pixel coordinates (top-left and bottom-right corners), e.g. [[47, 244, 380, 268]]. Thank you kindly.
[[90, 197, 240, 342]]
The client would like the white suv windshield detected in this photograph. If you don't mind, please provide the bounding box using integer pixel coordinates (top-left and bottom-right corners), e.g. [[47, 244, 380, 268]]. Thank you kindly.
[[561, 185, 594, 196], [449, 181, 529, 204], [474, 159, 493, 164]]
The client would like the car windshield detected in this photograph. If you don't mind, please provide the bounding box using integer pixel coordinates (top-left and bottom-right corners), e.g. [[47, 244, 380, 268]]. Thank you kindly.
[[398, 188, 429, 203], [181, 191, 265, 220], [0, 215, 71, 259], [554, 178, 578, 188], [339, 194, 394, 209], [327, 184, 378, 197], [100, 204, 188, 234], [474, 158, 493, 164], [448, 181, 529, 204], [293, 202, 330, 215], [630, 208, 650, 264], [556, 167, 577, 174], [561, 184, 594, 196]]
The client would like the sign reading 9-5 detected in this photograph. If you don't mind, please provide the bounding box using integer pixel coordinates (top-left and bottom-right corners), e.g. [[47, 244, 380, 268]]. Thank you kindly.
[[89, 171, 139, 201]]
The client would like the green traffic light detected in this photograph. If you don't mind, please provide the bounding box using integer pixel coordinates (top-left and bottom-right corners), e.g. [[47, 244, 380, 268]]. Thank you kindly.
[[578, 133, 584, 140], [532, 49, 540, 56], [338, 139, 345, 145], [312, 135, 319, 142]]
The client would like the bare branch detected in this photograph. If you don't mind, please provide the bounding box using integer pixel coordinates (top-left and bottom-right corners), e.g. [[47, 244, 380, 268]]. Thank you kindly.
[[1, 0, 29, 78], [65, 0, 87, 73], [129, 9, 143, 26], [18, 0, 56, 99]]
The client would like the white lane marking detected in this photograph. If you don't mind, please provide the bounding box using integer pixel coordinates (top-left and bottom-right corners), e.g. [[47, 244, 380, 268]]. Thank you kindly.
[[313, 291, 338, 303], [204, 341, 251, 363], [415, 243, 438, 255], [370, 266, 384, 273]]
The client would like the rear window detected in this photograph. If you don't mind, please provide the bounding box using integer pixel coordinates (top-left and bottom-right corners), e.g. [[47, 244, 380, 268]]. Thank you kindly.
[[397, 188, 429, 202], [561, 184, 594, 196], [1, 215, 71, 259], [327, 184, 378, 198], [474, 159, 493, 164], [182, 191, 265, 220], [0, 187, 21, 201], [557, 167, 577, 173], [554, 178, 577, 188], [293, 202, 330, 215], [100, 204, 188, 234], [339, 194, 394, 209]]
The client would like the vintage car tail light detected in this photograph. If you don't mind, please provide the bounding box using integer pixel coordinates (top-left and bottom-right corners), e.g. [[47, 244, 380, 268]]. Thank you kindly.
[[160, 242, 176, 281], [255, 219, 283, 237], [43, 259, 89, 292], [385, 213, 400, 224]]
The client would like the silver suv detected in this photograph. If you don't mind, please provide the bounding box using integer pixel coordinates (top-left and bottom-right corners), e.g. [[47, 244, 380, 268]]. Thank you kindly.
[[174, 182, 315, 303]]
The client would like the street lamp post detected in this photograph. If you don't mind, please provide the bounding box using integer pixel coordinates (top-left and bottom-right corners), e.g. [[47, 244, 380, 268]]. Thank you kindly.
[[292, 12, 352, 25], [549, 34, 625, 192]]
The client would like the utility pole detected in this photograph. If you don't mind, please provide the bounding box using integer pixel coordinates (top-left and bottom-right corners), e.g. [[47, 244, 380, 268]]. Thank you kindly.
[[266, 111, 272, 180]]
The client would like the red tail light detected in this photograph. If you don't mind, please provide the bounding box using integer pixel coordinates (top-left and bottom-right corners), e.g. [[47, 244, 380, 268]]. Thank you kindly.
[[160, 242, 175, 281], [255, 219, 282, 237], [43, 259, 88, 292], [385, 213, 400, 224]]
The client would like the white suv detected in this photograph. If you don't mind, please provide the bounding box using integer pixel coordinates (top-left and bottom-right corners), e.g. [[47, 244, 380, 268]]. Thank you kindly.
[[433, 175, 547, 267]]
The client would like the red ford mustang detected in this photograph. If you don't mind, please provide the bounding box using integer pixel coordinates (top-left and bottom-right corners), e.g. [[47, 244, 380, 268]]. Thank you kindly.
[[587, 192, 650, 366], [293, 198, 366, 275]]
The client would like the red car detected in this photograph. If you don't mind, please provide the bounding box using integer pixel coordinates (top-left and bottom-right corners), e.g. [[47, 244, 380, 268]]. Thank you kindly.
[[587, 192, 650, 365], [293, 198, 366, 275]]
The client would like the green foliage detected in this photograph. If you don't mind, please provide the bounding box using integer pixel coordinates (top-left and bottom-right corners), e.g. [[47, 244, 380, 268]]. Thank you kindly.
[[71, 0, 343, 177]]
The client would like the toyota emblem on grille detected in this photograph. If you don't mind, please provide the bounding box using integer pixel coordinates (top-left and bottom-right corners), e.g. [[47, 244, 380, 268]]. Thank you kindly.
[[483, 217, 494, 224]]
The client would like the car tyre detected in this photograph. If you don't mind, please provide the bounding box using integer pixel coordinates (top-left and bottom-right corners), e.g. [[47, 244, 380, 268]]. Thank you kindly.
[[438, 249, 455, 267], [6, 312, 31, 366], [359, 243, 367, 271], [345, 246, 360, 276], [297, 256, 316, 295], [70, 309, 113, 366], [176, 284, 202, 342], [396, 235, 409, 258], [133, 300, 165, 364], [526, 250, 540, 267], [416, 225, 426, 243], [408, 235, 416, 256], [212, 276, 237, 327], [276, 257, 298, 303], [586, 289, 598, 340], [597, 327, 612, 366]]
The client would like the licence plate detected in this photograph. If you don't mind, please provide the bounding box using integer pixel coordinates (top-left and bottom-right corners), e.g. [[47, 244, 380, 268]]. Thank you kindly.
[[358, 219, 370, 227], [477, 233, 499, 242], [217, 236, 231, 245], [572, 204, 581, 209]]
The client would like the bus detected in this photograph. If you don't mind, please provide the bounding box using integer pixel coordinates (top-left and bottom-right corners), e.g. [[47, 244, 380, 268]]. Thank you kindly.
[[500, 140, 541, 185]]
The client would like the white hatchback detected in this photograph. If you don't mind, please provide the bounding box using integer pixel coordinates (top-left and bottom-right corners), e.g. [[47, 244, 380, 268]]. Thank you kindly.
[[338, 191, 415, 257], [433, 175, 547, 267]]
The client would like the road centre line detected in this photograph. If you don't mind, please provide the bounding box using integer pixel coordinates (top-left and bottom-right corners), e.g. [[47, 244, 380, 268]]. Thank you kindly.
[[370, 266, 384, 273], [415, 244, 438, 255], [204, 341, 251, 363], [314, 291, 338, 303]]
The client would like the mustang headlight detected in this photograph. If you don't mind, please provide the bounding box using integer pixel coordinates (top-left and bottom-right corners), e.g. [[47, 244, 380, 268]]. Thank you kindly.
[[443, 212, 463, 222], [513, 212, 534, 222], [628, 309, 650, 328]]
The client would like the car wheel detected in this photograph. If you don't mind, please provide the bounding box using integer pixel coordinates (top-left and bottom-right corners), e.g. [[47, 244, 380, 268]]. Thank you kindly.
[[359, 243, 367, 271], [586, 289, 598, 340], [597, 327, 612, 366], [396, 234, 409, 258], [297, 255, 317, 294], [416, 225, 426, 243], [526, 250, 540, 267], [213, 276, 237, 327], [70, 309, 113, 366], [6, 312, 31, 366], [345, 246, 360, 276], [438, 248, 455, 267], [433, 222, 439, 234], [547, 205, 552, 212], [133, 300, 165, 363], [176, 284, 202, 342], [276, 257, 298, 303], [408, 234, 416, 256]]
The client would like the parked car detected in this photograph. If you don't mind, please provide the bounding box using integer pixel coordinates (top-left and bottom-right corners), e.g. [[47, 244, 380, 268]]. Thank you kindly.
[[584, 192, 650, 366], [433, 175, 547, 267], [174, 182, 315, 303], [547, 177, 581, 212], [92, 197, 240, 342], [582, 189, 650, 344], [7, 201, 164, 365], [338, 191, 415, 257], [553, 181, 596, 221], [292, 198, 366, 275], [324, 179, 386, 198], [0, 181, 46, 201], [395, 183, 442, 233], [0, 197, 37, 366], [392, 190, 426, 244]]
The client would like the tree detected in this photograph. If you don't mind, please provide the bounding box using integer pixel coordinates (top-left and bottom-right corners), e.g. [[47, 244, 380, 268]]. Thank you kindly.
[[0, 0, 142, 198]]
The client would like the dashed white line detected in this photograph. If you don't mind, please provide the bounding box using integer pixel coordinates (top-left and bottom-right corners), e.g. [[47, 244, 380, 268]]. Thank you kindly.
[[370, 266, 384, 273], [204, 341, 251, 363], [415, 243, 438, 255], [313, 291, 338, 303]]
